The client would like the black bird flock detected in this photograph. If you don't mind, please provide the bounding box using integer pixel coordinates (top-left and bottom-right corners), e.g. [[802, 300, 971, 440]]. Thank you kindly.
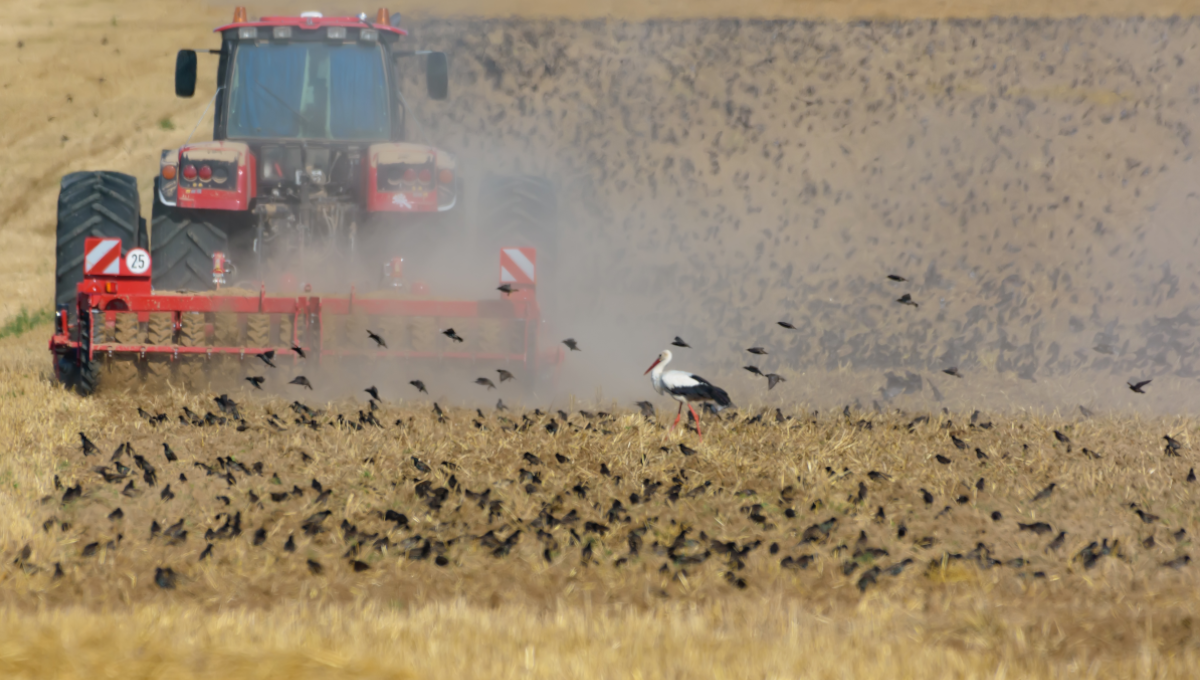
[[16, 17, 1200, 629]]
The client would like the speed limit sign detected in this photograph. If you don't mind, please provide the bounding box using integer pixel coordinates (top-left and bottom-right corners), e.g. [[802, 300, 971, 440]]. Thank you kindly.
[[124, 248, 151, 275]]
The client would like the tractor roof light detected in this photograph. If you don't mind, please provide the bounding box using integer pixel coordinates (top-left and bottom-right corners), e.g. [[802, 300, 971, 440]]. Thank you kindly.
[[327, 26, 347, 40], [300, 11, 324, 18], [376, 8, 391, 24], [232, 6, 248, 23], [238, 26, 258, 40], [359, 29, 378, 42], [273, 26, 292, 40]]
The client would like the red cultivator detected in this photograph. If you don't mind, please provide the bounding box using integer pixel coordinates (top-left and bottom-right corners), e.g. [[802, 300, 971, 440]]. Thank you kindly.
[[51, 238, 562, 395]]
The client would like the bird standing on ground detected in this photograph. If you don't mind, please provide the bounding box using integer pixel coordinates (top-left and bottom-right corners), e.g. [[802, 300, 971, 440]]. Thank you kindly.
[[644, 349, 732, 442]]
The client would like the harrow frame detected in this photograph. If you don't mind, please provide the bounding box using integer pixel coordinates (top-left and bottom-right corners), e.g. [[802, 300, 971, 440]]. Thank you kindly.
[[50, 239, 562, 391]]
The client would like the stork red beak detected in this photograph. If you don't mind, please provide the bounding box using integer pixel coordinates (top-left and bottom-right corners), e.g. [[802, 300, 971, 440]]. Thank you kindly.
[[644, 358, 662, 375]]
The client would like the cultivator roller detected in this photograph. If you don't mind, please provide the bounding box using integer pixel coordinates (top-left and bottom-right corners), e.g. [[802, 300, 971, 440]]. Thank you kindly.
[[51, 238, 561, 394]]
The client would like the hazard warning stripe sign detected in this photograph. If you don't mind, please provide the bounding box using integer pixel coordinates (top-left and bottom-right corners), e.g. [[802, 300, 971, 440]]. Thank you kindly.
[[84, 238, 122, 276], [499, 247, 536, 284]]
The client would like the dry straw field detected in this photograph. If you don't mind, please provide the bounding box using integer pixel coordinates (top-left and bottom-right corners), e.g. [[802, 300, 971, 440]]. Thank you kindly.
[[4, 0, 1200, 677]]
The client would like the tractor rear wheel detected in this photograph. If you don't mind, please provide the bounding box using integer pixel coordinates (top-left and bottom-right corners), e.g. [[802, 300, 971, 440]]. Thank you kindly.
[[477, 174, 557, 265], [54, 171, 145, 392], [54, 171, 146, 324], [150, 177, 236, 292]]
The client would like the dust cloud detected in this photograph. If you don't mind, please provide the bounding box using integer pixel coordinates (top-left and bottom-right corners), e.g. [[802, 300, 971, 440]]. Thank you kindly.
[[376, 16, 1200, 415]]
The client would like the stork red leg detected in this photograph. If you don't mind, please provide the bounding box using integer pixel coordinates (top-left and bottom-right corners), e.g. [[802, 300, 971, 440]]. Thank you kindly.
[[687, 403, 703, 441], [669, 402, 683, 432]]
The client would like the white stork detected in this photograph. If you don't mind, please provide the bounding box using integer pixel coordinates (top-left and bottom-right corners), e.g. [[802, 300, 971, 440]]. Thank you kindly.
[[644, 349, 733, 441]]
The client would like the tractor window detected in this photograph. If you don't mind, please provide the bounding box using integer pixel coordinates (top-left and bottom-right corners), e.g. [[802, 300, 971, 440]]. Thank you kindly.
[[226, 42, 390, 141]]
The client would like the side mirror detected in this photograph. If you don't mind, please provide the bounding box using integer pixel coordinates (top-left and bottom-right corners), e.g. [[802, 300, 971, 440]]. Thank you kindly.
[[426, 51, 448, 101], [175, 49, 197, 98]]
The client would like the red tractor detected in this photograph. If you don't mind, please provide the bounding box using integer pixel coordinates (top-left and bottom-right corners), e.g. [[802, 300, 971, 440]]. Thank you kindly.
[[51, 8, 561, 396]]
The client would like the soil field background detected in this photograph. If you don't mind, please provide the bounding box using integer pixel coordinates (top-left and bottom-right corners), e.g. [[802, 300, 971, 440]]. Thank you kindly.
[[5, 0, 1200, 677]]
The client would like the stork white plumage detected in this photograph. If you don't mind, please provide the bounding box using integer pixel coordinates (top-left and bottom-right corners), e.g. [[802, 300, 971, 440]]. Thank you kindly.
[[644, 349, 733, 441]]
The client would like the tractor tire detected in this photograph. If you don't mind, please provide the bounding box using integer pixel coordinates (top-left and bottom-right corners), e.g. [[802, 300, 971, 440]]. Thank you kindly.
[[144, 313, 175, 383], [177, 312, 208, 389], [477, 174, 558, 266], [105, 312, 142, 387], [54, 172, 145, 325], [150, 177, 233, 292]]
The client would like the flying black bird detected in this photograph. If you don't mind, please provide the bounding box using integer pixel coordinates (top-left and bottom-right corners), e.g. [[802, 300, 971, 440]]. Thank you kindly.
[[245, 376, 265, 390], [1129, 379, 1152, 394], [887, 274, 907, 282], [1032, 483, 1057, 501], [496, 399, 507, 411], [291, 345, 306, 358], [896, 293, 919, 307], [671, 336, 690, 348], [367, 330, 387, 348], [289, 376, 313, 390], [765, 373, 785, 390], [744, 365, 763, 376], [80, 432, 97, 457], [498, 283, 515, 295], [497, 369, 515, 382], [365, 386, 380, 402], [410, 380, 428, 394], [162, 443, 177, 462], [943, 367, 962, 378], [258, 350, 277, 368], [747, 347, 768, 355], [443, 328, 464, 343], [777, 321, 796, 330], [475, 378, 496, 390], [562, 338, 580, 351]]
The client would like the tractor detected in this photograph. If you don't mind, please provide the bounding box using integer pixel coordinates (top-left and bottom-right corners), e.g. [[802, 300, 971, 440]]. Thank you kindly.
[[51, 8, 561, 396]]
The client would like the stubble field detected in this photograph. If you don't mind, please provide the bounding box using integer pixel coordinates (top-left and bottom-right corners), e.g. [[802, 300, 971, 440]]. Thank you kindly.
[[4, 0, 1200, 677]]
